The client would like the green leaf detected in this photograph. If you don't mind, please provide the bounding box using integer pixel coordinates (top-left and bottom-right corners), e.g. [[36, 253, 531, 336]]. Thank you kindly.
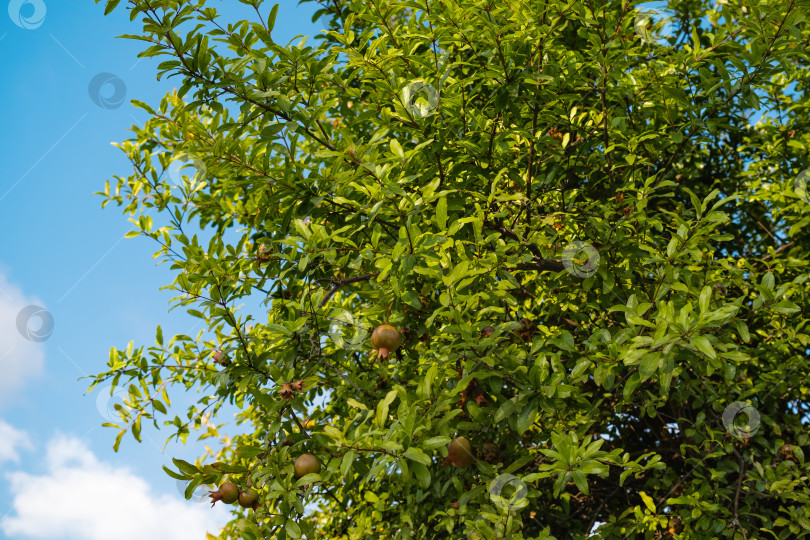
[[690, 335, 716, 359], [736, 321, 751, 343], [104, 0, 122, 15], [640, 491, 656, 513], [346, 398, 367, 410], [422, 436, 451, 450], [639, 353, 659, 379], [130, 99, 154, 114], [236, 445, 263, 458], [113, 430, 124, 452], [172, 458, 199, 476], [403, 447, 432, 466], [402, 291, 421, 309], [494, 398, 517, 424], [762, 272, 775, 291], [294, 473, 322, 487], [417, 365, 436, 399], [699, 286, 711, 313], [550, 432, 573, 465], [184, 475, 204, 500], [132, 415, 142, 442], [341, 451, 356, 477], [267, 4, 280, 32], [376, 390, 398, 428], [162, 465, 187, 481], [683, 187, 704, 216], [285, 519, 301, 539], [572, 470, 589, 494], [666, 237, 679, 258], [446, 260, 470, 285], [152, 399, 167, 414], [436, 197, 447, 230], [623, 373, 640, 400], [551, 330, 576, 352], [516, 399, 538, 435], [411, 461, 431, 489], [390, 138, 404, 158], [771, 300, 799, 314]]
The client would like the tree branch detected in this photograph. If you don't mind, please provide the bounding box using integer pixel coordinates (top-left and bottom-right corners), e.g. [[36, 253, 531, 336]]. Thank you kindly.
[[317, 273, 379, 308], [513, 260, 566, 272]]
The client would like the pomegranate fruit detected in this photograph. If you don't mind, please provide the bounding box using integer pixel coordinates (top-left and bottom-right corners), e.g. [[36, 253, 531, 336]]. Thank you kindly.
[[238, 488, 259, 508], [778, 443, 796, 462], [294, 453, 321, 478], [256, 244, 271, 261], [212, 350, 230, 366], [447, 436, 475, 468], [209, 480, 239, 506], [481, 442, 500, 463], [371, 324, 401, 360]]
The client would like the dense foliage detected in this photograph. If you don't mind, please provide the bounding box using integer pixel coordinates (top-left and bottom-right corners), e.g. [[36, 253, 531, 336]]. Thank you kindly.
[[91, 0, 810, 537]]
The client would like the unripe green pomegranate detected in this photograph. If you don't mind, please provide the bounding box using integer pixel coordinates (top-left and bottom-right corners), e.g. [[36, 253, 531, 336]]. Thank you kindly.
[[209, 480, 239, 506], [447, 436, 475, 468], [372, 324, 401, 360], [294, 453, 321, 478], [238, 488, 259, 508]]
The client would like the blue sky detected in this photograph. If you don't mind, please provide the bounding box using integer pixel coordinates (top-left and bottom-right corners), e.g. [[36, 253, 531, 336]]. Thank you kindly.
[[0, 1, 320, 538]]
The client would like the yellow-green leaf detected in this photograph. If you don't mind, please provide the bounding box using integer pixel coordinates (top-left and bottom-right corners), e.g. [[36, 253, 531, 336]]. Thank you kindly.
[[640, 491, 656, 513]]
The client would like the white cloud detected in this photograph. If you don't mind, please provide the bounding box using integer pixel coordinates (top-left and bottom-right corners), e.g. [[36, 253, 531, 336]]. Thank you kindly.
[[2, 435, 227, 540], [0, 420, 32, 465], [0, 272, 47, 401]]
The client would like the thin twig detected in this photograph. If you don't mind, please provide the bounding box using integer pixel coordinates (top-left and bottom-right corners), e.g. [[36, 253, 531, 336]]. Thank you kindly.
[[317, 273, 379, 308], [732, 448, 748, 540], [760, 241, 794, 262]]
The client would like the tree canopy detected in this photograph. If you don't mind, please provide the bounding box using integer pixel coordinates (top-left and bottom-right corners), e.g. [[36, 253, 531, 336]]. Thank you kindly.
[[91, 0, 810, 538]]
